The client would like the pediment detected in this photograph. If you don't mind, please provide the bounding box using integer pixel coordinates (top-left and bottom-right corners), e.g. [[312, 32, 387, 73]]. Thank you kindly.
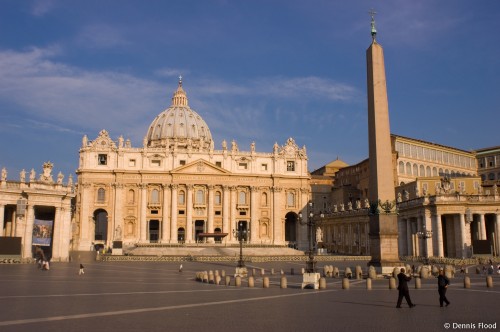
[[172, 159, 230, 175]]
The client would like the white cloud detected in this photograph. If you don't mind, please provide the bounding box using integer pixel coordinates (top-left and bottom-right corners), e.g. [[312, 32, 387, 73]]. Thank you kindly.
[[30, 0, 57, 17], [76, 24, 131, 49]]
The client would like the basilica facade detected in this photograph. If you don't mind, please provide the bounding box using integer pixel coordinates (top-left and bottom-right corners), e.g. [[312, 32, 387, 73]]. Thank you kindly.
[[74, 80, 310, 252]]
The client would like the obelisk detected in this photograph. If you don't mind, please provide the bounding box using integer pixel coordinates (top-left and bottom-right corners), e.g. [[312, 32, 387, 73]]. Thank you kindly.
[[366, 11, 400, 273]]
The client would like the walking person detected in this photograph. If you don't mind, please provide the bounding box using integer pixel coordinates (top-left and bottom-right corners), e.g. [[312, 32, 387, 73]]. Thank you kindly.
[[396, 268, 415, 308], [437, 268, 450, 307], [179, 264, 183, 272], [79, 263, 85, 275]]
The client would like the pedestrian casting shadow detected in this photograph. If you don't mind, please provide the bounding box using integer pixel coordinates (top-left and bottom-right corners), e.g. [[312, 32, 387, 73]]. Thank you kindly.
[[329, 300, 432, 309]]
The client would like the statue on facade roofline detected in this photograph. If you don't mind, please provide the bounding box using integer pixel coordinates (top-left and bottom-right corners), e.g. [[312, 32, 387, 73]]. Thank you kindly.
[[57, 172, 64, 184], [29, 169, 36, 182], [20, 169, 26, 182]]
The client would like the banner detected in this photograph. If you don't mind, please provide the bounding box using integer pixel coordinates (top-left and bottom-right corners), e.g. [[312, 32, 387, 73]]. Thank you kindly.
[[32, 219, 53, 246]]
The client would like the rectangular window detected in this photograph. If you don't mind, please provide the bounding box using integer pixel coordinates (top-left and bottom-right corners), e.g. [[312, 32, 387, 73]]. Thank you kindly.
[[98, 154, 107, 165], [179, 210, 185, 215], [238, 163, 248, 170], [287, 161, 295, 171], [180, 160, 186, 166], [129, 159, 136, 167], [215, 211, 221, 216], [261, 164, 268, 171], [151, 160, 161, 167], [239, 211, 246, 216], [216, 161, 222, 167], [151, 210, 158, 215]]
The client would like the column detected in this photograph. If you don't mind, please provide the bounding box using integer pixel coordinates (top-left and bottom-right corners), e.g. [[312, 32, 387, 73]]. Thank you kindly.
[[222, 186, 229, 242], [250, 186, 259, 243], [186, 185, 193, 243], [299, 188, 309, 250], [51, 207, 62, 260], [170, 184, 178, 243], [113, 183, 123, 241], [161, 184, 170, 242], [207, 185, 214, 243], [272, 186, 283, 244], [60, 206, 72, 261], [458, 213, 466, 259], [79, 183, 91, 250], [22, 205, 35, 259], [424, 211, 433, 257], [478, 213, 486, 240], [406, 218, 412, 256], [0, 204, 4, 236], [230, 186, 237, 242], [398, 218, 407, 257], [139, 184, 147, 242], [495, 214, 500, 256], [433, 213, 444, 257]]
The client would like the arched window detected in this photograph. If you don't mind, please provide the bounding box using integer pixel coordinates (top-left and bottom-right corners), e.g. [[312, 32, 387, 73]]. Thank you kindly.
[[261, 192, 268, 206], [406, 162, 412, 175], [413, 164, 418, 176], [488, 173, 495, 180], [398, 161, 405, 174], [432, 167, 438, 176], [215, 191, 221, 205], [287, 192, 295, 207], [439, 168, 444, 176], [196, 189, 205, 204], [239, 191, 247, 204], [127, 189, 135, 204], [420, 165, 425, 177], [97, 188, 105, 202], [151, 189, 159, 203], [178, 190, 185, 205]]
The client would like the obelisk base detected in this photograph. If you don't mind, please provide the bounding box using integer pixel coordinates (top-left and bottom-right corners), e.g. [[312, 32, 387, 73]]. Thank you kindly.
[[368, 213, 401, 274]]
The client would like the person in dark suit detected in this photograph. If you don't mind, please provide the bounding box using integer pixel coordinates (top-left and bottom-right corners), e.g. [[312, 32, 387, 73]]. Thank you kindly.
[[396, 268, 415, 308], [437, 268, 450, 307]]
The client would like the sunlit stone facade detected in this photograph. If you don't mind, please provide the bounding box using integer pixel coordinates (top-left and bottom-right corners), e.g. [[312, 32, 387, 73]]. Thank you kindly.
[[74, 81, 310, 252]]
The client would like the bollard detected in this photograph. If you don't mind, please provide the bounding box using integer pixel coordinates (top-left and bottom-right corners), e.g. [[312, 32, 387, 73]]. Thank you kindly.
[[476, 267, 481, 274], [415, 277, 421, 289], [368, 266, 377, 280], [345, 267, 352, 279], [355, 266, 362, 280], [248, 276, 255, 288], [420, 266, 429, 279], [464, 276, 471, 288], [221, 270, 226, 278], [225, 275, 231, 286], [215, 270, 219, 277], [301, 268, 305, 274], [342, 277, 350, 290], [263, 276, 270, 288], [215, 275, 221, 285], [280, 276, 287, 289], [271, 268, 275, 275], [280, 269, 284, 275], [208, 271, 214, 284], [366, 278, 372, 290], [235, 276, 242, 287], [261, 268, 265, 276], [333, 266, 339, 278], [319, 277, 327, 289], [486, 276, 493, 288], [291, 268, 295, 275], [252, 268, 256, 276], [389, 277, 396, 290], [203, 271, 208, 283]]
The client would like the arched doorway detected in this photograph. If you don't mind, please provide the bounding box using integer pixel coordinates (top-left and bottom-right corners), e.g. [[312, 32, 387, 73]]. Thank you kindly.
[[94, 209, 108, 242], [236, 221, 249, 241], [178, 227, 185, 243], [214, 227, 222, 243], [32, 206, 56, 260], [284, 212, 298, 248]]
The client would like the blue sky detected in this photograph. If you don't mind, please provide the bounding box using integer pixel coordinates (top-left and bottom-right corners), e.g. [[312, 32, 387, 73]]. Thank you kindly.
[[0, 0, 499, 180]]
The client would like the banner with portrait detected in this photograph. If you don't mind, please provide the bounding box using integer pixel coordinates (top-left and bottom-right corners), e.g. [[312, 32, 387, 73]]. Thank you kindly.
[[32, 219, 53, 246]]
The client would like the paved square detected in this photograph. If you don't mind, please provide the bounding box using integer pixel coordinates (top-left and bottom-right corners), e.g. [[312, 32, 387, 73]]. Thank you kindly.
[[0, 260, 498, 332]]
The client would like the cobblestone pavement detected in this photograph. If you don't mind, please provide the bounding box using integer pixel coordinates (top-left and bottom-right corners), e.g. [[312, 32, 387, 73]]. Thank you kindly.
[[0, 260, 498, 332]]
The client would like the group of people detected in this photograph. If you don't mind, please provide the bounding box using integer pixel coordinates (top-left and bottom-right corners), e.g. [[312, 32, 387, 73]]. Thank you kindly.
[[35, 247, 50, 271], [396, 267, 450, 308]]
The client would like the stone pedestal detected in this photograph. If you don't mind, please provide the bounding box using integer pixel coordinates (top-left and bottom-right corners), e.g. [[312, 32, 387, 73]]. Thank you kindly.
[[301, 272, 320, 289], [368, 213, 401, 274], [234, 267, 248, 278], [112, 248, 123, 255]]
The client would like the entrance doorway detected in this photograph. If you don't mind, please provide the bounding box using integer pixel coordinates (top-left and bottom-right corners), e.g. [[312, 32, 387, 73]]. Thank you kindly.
[[195, 220, 205, 243], [178, 227, 185, 243], [149, 220, 159, 243], [284, 212, 298, 248], [33, 206, 56, 260]]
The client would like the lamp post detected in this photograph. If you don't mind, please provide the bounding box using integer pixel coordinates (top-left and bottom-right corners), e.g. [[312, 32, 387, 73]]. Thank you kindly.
[[233, 221, 250, 269], [298, 201, 324, 273], [417, 226, 433, 265]]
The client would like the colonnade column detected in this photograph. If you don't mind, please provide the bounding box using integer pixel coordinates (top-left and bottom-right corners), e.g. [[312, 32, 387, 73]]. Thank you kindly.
[[170, 184, 178, 243], [0, 204, 4, 236], [185, 185, 193, 243], [398, 219, 407, 257], [61, 206, 72, 261], [51, 207, 62, 260], [207, 185, 214, 243], [478, 213, 487, 240], [458, 213, 467, 259], [494, 213, 500, 256], [424, 211, 433, 257], [139, 184, 147, 242], [161, 184, 170, 242], [222, 186, 229, 243], [406, 219, 412, 256], [113, 183, 123, 241], [79, 183, 91, 249], [22, 205, 35, 259], [299, 188, 309, 250], [250, 186, 259, 243], [433, 213, 444, 257], [272, 186, 283, 244]]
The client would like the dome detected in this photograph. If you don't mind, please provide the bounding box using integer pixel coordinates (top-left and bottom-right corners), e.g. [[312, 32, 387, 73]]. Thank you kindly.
[[146, 78, 213, 150]]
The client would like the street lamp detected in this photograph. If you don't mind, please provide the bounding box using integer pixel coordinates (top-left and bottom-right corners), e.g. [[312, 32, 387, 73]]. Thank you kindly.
[[298, 201, 324, 273], [417, 225, 433, 265], [232, 221, 250, 269]]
